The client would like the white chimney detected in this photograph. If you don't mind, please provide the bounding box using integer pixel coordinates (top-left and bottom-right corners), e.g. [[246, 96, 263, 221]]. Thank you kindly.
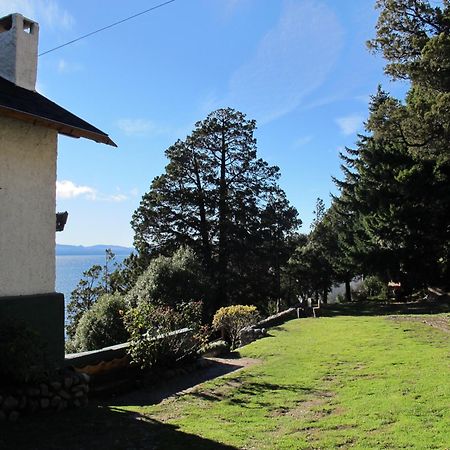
[[0, 13, 39, 91]]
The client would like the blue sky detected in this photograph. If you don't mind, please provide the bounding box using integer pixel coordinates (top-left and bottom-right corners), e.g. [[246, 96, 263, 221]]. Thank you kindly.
[[2, 0, 408, 247]]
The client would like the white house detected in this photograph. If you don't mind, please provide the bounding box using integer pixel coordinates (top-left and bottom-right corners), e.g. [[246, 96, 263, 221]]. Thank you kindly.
[[0, 13, 116, 365]]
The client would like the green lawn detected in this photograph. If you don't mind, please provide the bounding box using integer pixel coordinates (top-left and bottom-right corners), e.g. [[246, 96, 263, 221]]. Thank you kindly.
[[3, 312, 449, 449]]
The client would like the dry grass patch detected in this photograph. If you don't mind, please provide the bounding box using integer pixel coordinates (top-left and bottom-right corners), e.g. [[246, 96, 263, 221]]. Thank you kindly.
[[388, 313, 450, 333]]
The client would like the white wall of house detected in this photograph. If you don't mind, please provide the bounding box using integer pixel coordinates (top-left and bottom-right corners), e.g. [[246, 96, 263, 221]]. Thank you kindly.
[[0, 115, 57, 296]]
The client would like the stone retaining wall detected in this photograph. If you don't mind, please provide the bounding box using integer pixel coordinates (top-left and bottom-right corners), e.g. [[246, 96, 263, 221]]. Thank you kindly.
[[65, 328, 192, 371], [0, 369, 89, 422], [256, 307, 299, 329], [239, 307, 300, 347]]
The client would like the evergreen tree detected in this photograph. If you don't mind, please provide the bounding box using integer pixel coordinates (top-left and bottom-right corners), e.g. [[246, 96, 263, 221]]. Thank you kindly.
[[329, 1, 450, 292], [335, 116, 450, 289], [131, 108, 300, 312], [287, 199, 335, 304]]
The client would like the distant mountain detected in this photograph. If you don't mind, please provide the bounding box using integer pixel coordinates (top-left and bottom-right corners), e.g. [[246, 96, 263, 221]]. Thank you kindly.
[[56, 244, 134, 256]]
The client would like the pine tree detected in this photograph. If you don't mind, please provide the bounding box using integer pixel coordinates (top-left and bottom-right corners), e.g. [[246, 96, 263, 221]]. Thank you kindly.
[[131, 108, 300, 312]]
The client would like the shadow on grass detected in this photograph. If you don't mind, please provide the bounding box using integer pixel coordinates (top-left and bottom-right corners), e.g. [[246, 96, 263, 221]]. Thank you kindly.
[[189, 378, 320, 409], [111, 356, 249, 407], [268, 325, 287, 332], [320, 301, 449, 318], [0, 404, 239, 450]]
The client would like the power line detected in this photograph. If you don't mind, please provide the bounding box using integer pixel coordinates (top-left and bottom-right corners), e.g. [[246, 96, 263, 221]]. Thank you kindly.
[[39, 0, 176, 57]]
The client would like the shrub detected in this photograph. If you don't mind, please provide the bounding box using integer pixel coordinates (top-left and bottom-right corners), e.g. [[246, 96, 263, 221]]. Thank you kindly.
[[66, 250, 130, 340], [358, 276, 389, 301], [0, 320, 47, 385], [66, 264, 104, 340], [200, 339, 230, 357], [71, 293, 129, 352], [125, 246, 207, 308], [212, 305, 259, 349], [124, 301, 207, 370], [266, 299, 287, 316]]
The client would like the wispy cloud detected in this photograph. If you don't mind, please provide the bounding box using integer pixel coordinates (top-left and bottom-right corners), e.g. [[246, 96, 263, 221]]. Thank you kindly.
[[56, 180, 127, 202], [335, 114, 364, 136], [354, 94, 371, 105], [225, 0, 343, 124], [129, 187, 140, 197], [57, 58, 82, 74], [198, 91, 221, 116], [219, 0, 252, 18], [116, 118, 170, 137], [293, 135, 313, 149], [302, 94, 343, 112], [0, 0, 74, 30], [108, 193, 128, 202]]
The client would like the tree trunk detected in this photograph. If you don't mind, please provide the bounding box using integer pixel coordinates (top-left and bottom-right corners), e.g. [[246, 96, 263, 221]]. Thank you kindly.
[[192, 154, 212, 269], [274, 239, 281, 304], [322, 287, 328, 304], [217, 128, 228, 308], [345, 277, 352, 302]]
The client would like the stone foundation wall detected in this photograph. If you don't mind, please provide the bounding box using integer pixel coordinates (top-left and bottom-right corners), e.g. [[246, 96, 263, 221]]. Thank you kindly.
[[0, 369, 89, 422]]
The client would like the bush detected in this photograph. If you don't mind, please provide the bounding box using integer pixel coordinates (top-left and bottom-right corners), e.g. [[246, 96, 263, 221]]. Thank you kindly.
[[212, 305, 259, 349], [66, 264, 104, 340], [357, 276, 389, 301], [71, 293, 129, 352], [0, 320, 47, 385], [266, 299, 287, 316], [124, 301, 207, 370], [200, 340, 230, 357], [125, 247, 207, 308]]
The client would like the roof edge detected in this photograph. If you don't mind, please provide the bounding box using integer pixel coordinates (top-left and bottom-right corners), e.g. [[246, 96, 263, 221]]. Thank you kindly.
[[0, 105, 117, 147]]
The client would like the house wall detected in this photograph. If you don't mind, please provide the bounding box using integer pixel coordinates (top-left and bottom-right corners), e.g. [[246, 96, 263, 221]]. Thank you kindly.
[[0, 115, 57, 296]]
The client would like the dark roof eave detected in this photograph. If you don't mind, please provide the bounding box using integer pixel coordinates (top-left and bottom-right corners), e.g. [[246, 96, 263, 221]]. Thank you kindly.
[[0, 105, 117, 147]]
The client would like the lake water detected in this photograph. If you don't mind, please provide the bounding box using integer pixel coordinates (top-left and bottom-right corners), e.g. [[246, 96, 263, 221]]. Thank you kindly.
[[56, 254, 128, 307], [56, 254, 360, 321]]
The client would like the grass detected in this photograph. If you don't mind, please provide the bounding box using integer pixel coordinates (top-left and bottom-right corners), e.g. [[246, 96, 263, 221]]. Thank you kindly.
[[2, 309, 449, 449]]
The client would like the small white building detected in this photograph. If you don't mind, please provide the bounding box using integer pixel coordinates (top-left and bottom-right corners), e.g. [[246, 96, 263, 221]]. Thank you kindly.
[[0, 13, 116, 365]]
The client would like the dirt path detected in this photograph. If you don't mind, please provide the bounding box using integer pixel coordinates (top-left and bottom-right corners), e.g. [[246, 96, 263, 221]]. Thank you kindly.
[[109, 355, 260, 407], [388, 314, 450, 333]]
